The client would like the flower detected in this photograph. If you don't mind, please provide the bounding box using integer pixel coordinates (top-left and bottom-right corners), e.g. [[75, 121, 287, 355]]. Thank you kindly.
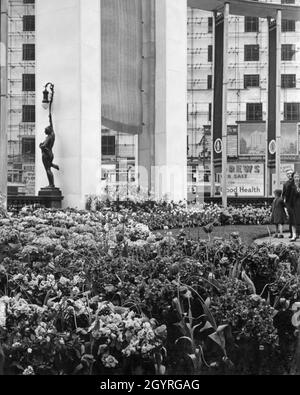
[[101, 354, 119, 369], [23, 366, 35, 375], [12, 342, 22, 349], [0, 299, 6, 328], [72, 287, 80, 296]]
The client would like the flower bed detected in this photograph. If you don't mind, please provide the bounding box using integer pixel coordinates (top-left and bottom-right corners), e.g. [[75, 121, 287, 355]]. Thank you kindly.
[[0, 208, 299, 375], [86, 195, 272, 231]]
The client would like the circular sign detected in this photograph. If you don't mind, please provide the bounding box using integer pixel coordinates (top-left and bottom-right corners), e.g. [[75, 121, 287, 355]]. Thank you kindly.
[[269, 140, 276, 155], [214, 139, 223, 154]]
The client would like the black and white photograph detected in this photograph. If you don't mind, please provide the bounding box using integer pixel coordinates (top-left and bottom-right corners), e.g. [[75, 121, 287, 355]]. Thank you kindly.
[[0, 0, 300, 383]]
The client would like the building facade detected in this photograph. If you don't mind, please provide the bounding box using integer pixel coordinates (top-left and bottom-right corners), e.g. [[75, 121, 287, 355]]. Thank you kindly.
[[6, 0, 300, 203], [7, 0, 35, 196], [187, 0, 300, 200]]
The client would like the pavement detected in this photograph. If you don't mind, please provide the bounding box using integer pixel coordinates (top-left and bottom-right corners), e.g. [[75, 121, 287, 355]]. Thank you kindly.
[[255, 233, 300, 246]]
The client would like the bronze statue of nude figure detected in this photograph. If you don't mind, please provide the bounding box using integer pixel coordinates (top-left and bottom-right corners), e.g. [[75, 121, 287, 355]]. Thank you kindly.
[[39, 113, 59, 188]]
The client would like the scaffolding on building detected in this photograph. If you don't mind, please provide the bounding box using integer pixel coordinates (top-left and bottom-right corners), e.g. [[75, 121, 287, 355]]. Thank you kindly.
[[187, 1, 300, 200], [7, 0, 35, 195]]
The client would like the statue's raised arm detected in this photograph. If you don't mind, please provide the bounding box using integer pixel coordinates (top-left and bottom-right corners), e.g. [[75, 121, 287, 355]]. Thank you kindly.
[[49, 113, 53, 130]]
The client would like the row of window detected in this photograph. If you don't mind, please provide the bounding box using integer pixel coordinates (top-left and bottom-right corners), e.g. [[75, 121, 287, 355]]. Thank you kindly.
[[204, 1, 296, 33], [204, 16, 296, 34], [246, 103, 300, 122], [244, 17, 296, 33], [190, 102, 300, 123], [22, 101, 300, 123], [206, 44, 297, 62], [10, 135, 116, 158], [205, 74, 297, 90]]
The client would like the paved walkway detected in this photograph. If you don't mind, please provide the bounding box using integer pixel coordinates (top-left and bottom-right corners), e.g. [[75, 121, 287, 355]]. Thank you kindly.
[[255, 233, 300, 246]]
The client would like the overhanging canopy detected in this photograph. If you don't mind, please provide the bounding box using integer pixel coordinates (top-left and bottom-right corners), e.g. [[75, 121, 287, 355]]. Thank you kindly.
[[187, 0, 300, 21]]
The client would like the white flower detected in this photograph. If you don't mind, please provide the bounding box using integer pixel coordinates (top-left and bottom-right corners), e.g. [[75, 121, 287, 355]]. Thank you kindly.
[[12, 342, 22, 349], [101, 354, 119, 369], [59, 276, 69, 286], [72, 287, 80, 296], [23, 366, 35, 376], [0, 300, 7, 328]]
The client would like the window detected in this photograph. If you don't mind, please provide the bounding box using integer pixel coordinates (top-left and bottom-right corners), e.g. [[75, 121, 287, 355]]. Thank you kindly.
[[102, 136, 116, 156], [282, 19, 295, 32], [7, 186, 18, 195], [23, 0, 35, 3], [207, 75, 212, 90], [23, 15, 35, 31], [284, 103, 300, 121], [244, 75, 260, 88], [282, 44, 295, 61], [281, 0, 295, 4], [22, 44, 35, 61], [22, 105, 35, 122], [281, 74, 296, 88], [8, 171, 22, 184], [208, 103, 212, 122], [246, 103, 263, 121], [208, 45, 213, 62], [244, 45, 259, 61], [208, 17, 213, 33], [22, 74, 35, 91], [244, 17, 259, 33], [22, 138, 35, 156]]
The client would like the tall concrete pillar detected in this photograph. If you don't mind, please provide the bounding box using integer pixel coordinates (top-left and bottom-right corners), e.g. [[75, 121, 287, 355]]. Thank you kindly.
[[153, 0, 188, 201], [138, 0, 156, 193], [35, 0, 101, 209], [0, 0, 8, 210]]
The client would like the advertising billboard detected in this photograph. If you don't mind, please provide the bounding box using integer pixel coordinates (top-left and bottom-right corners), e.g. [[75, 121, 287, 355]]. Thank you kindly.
[[239, 123, 266, 156], [227, 163, 264, 197], [281, 123, 298, 156]]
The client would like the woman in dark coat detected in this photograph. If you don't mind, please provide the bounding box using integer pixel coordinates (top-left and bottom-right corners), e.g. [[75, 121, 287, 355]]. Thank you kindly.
[[271, 189, 286, 238], [289, 172, 300, 241]]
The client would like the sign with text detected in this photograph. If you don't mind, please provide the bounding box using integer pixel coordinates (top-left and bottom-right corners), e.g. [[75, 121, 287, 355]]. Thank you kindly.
[[227, 163, 264, 197]]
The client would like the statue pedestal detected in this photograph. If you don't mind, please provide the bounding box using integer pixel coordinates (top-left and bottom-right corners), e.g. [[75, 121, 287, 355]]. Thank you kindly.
[[38, 187, 64, 209]]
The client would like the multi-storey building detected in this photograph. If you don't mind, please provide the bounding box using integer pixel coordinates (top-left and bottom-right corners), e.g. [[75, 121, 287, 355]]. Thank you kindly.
[[188, 0, 300, 199], [7, 0, 35, 196], [6, 0, 300, 200]]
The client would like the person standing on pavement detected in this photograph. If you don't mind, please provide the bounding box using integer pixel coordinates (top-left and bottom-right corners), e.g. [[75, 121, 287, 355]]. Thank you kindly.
[[282, 169, 295, 238], [289, 172, 300, 242], [271, 189, 286, 238]]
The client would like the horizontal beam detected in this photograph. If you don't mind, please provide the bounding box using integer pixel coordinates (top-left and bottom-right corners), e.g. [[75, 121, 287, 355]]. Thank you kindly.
[[188, 0, 300, 21]]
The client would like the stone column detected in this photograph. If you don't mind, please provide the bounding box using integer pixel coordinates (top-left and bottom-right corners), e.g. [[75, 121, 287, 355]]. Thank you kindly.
[[35, 0, 101, 209], [154, 0, 188, 201], [0, 0, 8, 210], [138, 0, 156, 193]]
